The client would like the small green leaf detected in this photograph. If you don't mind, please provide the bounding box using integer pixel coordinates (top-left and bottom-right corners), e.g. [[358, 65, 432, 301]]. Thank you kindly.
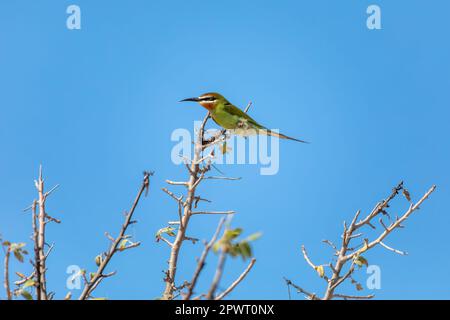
[[224, 228, 243, 241], [23, 279, 36, 289], [21, 290, 33, 300], [10, 242, 26, 251], [315, 265, 325, 278], [95, 255, 103, 267], [13, 250, 24, 263], [212, 242, 221, 253], [118, 239, 129, 251], [156, 227, 176, 239], [403, 189, 411, 202], [228, 245, 239, 257], [354, 255, 369, 268], [238, 241, 252, 259], [245, 232, 262, 242]]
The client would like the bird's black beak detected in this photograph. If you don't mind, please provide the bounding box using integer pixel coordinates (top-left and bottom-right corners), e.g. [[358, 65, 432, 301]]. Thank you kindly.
[[180, 97, 200, 103]]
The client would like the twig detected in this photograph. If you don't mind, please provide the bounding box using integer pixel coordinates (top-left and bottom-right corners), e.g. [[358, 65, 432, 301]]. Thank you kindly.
[[35, 165, 48, 299], [160, 237, 174, 248], [301, 245, 316, 270], [78, 171, 152, 300], [354, 182, 404, 230], [166, 180, 188, 186], [244, 102, 253, 113], [29, 166, 59, 300], [322, 239, 338, 254], [215, 258, 256, 300], [205, 251, 227, 300], [191, 211, 235, 215], [284, 278, 319, 300], [204, 176, 242, 181], [14, 271, 36, 286], [31, 200, 41, 299], [333, 293, 375, 300], [184, 218, 225, 300], [3, 247, 11, 300], [379, 241, 408, 256]]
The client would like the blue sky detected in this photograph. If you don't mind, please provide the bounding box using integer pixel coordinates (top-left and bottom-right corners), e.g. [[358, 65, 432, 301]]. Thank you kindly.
[[0, 0, 449, 299]]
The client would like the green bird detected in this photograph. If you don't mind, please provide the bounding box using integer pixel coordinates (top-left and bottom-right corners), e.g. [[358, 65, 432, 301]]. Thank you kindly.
[[180, 92, 308, 143]]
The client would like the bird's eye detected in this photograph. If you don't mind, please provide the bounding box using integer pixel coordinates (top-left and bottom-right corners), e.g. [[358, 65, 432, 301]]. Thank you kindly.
[[202, 97, 216, 102]]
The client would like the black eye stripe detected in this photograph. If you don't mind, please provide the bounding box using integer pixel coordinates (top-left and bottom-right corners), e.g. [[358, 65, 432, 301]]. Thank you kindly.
[[200, 97, 216, 102]]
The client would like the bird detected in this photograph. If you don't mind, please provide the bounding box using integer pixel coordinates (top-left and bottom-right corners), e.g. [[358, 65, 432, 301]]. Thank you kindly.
[[180, 92, 308, 143]]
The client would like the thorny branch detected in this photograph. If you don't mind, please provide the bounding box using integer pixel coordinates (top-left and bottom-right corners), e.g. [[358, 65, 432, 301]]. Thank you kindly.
[[286, 182, 436, 300], [78, 171, 152, 300], [26, 166, 61, 300], [162, 104, 253, 300], [162, 112, 231, 300]]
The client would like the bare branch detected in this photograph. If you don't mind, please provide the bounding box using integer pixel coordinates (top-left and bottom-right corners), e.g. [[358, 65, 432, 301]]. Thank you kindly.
[[243, 102, 253, 113], [215, 258, 256, 300], [166, 180, 188, 187], [162, 108, 254, 300], [353, 181, 404, 230], [301, 245, 317, 270], [204, 176, 242, 181], [205, 251, 227, 300], [160, 237, 174, 248], [162, 113, 211, 300], [284, 278, 319, 300], [191, 211, 235, 215], [184, 218, 225, 300], [322, 239, 338, 253], [78, 171, 152, 300], [3, 247, 12, 300], [344, 185, 436, 262], [333, 293, 375, 300], [31, 166, 59, 300], [291, 182, 435, 300], [379, 241, 408, 256], [162, 188, 183, 203]]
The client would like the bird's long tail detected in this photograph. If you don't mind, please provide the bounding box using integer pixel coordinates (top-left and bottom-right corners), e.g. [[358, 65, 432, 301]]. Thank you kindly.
[[263, 129, 309, 143]]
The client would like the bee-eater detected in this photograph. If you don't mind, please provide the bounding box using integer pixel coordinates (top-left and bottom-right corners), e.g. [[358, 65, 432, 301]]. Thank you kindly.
[[180, 92, 308, 143]]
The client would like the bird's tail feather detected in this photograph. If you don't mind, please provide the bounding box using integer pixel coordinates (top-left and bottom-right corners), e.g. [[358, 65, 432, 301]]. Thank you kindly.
[[264, 129, 309, 143]]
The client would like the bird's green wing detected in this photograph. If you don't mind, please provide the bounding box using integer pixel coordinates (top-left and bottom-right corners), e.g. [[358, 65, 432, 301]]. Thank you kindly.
[[219, 102, 308, 143], [223, 103, 265, 129]]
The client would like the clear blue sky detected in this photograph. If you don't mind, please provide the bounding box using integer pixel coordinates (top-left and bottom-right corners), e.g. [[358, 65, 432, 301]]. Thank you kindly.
[[1, 0, 449, 299]]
